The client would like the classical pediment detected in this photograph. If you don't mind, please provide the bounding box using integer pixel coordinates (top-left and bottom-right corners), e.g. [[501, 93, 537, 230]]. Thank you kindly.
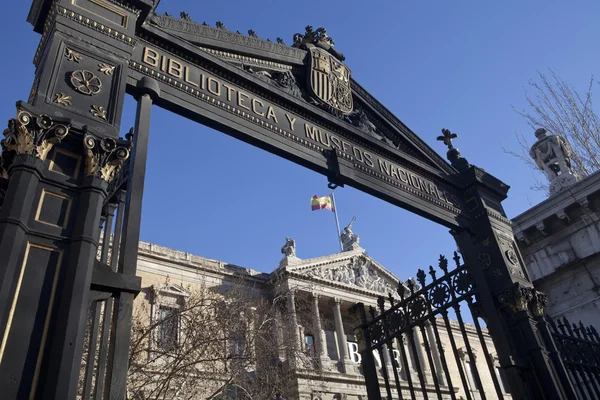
[[147, 13, 456, 176], [151, 284, 190, 298], [291, 253, 400, 295]]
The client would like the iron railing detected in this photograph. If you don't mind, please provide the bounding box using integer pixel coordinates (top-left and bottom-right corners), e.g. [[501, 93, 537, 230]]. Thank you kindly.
[[549, 316, 600, 399], [352, 253, 507, 400]]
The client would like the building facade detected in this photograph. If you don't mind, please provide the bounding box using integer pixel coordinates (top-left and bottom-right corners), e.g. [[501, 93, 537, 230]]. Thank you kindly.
[[124, 233, 508, 400], [512, 128, 600, 328]]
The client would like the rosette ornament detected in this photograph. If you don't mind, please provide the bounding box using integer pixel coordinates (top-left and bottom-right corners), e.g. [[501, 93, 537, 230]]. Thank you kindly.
[[1, 106, 70, 165], [83, 134, 130, 183]]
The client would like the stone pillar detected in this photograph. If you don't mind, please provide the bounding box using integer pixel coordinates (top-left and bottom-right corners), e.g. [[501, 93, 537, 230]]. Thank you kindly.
[[248, 306, 257, 362], [287, 290, 301, 351], [333, 298, 353, 373], [400, 335, 415, 380], [414, 328, 433, 383], [426, 321, 446, 386], [312, 293, 330, 364], [274, 306, 285, 360]]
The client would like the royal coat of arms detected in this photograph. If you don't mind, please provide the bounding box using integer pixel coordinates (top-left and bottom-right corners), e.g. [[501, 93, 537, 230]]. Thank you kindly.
[[293, 27, 354, 115], [307, 45, 353, 114]]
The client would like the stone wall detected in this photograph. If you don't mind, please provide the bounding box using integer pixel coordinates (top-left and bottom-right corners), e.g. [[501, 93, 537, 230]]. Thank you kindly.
[[513, 172, 600, 328]]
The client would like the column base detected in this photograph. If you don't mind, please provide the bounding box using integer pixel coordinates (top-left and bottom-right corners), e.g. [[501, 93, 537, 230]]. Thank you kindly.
[[339, 359, 358, 374]]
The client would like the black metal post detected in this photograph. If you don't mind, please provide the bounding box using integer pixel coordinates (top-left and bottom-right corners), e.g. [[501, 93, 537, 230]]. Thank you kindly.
[[103, 77, 159, 399], [352, 303, 383, 400]]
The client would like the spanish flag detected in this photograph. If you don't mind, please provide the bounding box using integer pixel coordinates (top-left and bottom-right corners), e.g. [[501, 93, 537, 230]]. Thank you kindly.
[[311, 195, 333, 211]]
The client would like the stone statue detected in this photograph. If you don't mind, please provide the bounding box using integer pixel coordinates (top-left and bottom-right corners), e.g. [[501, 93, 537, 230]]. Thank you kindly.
[[281, 237, 296, 257], [355, 261, 369, 288], [529, 128, 580, 196], [340, 217, 360, 251]]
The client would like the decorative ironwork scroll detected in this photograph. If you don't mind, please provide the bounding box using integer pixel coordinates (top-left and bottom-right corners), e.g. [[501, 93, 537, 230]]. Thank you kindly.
[[548, 317, 600, 399], [351, 253, 507, 400]]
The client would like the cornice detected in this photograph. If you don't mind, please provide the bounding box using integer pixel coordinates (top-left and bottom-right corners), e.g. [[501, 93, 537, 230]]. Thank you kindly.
[[148, 14, 306, 62]]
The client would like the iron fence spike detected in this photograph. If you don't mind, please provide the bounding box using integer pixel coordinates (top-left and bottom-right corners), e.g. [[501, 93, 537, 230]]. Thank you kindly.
[[428, 265, 437, 281], [416, 269, 426, 287], [453, 251, 461, 268]]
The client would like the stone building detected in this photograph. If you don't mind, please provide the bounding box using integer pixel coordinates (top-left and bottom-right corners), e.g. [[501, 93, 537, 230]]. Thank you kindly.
[[512, 128, 600, 328], [125, 230, 509, 400]]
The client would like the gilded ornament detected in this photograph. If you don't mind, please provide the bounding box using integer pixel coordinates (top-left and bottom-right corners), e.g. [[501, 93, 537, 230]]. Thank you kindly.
[[54, 92, 72, 106], [90, 105, 107, 120], [2, 106, 70, 163], [98, 62, 115, 75], [65, 48, 82, 62], [70, 70, 102, 96], [83, 134, 130, 183]]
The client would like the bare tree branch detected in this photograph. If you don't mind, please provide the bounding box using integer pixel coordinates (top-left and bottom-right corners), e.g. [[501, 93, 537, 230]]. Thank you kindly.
[[125, 275, 329, 399], [508, 69, 600, 192]]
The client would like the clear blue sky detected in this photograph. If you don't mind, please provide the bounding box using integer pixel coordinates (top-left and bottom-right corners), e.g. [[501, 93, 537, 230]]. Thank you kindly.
[[2, 1, 599, 279]]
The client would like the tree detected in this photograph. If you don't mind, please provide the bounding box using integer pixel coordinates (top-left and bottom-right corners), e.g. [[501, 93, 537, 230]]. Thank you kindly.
[[507, 69, 600, 192], [125, 275, 328, 400]]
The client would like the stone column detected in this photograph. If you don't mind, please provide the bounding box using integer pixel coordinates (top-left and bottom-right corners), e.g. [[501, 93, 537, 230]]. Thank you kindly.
[[333, 298, 353, 373], [287, 290, 301, 351], [400, 335, 415, 380], [414, 328, 433, 383], [274, 306, 285, 360], [312, 293, 330, 364], [426, 321, 447, 386], [248, 306, 257, 362]]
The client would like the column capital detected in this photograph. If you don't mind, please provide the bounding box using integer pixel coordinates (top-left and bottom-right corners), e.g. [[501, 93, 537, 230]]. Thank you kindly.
[[83, 133, 131, 183], [2, 102, 71, 171]]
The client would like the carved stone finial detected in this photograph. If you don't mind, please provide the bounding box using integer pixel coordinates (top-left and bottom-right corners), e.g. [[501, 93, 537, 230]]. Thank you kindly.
[[215, 21, 227, 30], [248, 29, 258, 38], [1, 106, 70, 169], [83, 134, 130, 183], [179, 12, 192, 21], [341, 217, 360, 252], [276, 37, 285, 45], [437, 128, 470, 172], [529, 127, 580, 196]]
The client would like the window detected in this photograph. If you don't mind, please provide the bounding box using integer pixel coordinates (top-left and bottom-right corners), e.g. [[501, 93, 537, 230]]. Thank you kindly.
[[304, 334, 314, 356], [232, 335, 245, 358], [465, 360, 481, 391], [495, 366, 507, 393], [157, 306, 179, 350]]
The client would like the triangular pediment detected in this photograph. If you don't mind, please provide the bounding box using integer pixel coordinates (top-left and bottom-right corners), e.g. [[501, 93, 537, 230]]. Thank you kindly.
[[152, 284, 190, 298], [286, 250, 402, 296], [147, 13, 456, 176]]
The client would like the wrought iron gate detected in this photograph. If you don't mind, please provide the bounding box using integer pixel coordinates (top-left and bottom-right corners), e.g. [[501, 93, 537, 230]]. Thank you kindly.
[[351, 253, 507, 400], [548, 317, 600, 399]]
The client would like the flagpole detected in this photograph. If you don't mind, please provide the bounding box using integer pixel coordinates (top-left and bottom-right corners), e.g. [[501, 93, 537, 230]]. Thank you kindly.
[[330, 192, 343, 252]]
